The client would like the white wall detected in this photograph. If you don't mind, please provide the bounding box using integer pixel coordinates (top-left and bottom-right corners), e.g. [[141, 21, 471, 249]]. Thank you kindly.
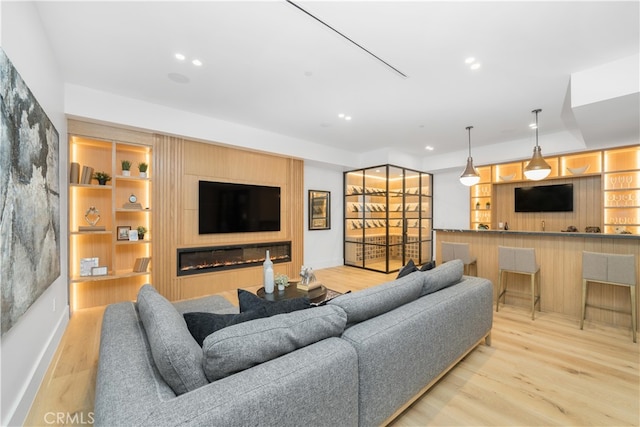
[[1, 2, 69, 426], [303, 162, 345, 269], [432, 169, 471, 231]]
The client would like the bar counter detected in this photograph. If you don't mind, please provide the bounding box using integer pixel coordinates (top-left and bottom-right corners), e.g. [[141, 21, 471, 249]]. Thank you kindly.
[[435, 229, 639, 331]]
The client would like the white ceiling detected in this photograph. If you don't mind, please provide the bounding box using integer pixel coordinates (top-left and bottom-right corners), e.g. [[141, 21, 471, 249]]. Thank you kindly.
[[35, 1, 639, 159]]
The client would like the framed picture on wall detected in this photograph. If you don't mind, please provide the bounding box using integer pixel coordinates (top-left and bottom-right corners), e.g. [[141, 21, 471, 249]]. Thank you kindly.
[[117, 226, 131, 241], [309, 190, 330, 230]]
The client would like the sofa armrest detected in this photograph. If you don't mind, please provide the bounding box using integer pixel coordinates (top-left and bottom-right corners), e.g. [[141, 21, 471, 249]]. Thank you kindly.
[[340, 277, 493, 426], [95, 301, 358, 427]]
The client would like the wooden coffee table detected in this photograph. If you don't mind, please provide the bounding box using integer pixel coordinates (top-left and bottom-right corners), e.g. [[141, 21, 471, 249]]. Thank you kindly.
[[257, 283, 328, 304]]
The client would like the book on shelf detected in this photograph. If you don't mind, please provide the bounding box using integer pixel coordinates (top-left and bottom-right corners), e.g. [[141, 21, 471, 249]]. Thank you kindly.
[[122, 202, 143, 210], [297, 281, 322, 291], [80, 166, 94, 184], [133, 257, 151, 273], [70, 162, 80, 184], [78, 225, 106, 232]]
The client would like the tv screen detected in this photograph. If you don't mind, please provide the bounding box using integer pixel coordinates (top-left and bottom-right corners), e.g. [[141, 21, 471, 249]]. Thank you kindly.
[[515, 184, 573, 212], [199, 181, 281, 234]]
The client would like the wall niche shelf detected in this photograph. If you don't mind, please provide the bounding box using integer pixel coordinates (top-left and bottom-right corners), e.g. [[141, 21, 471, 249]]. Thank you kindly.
[[68, 132, 153, 312]]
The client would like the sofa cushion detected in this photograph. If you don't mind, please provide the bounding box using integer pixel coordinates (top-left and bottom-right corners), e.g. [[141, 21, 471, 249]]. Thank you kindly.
[[396, 259, 418, 278], [136, 284, 209, 395], [184, 308, 270, 346], [202, 305, 347, 381], [420, 259, 464, 296], [237, 288, 310, 315], [328, 272, 423, 326]]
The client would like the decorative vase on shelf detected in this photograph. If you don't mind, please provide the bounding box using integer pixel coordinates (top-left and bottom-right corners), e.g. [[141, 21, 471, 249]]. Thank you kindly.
[[475, 202, 480, 210], [84, 206, 100, 226], [486, 202, 491, 210], [263, 250, 274, 294]]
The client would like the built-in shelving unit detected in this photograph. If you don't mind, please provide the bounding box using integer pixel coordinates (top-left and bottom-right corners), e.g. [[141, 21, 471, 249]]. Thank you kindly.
[[344, 165, 432, 273], [603, 146, 640, 235], [69, 134, 152, 312], [469, 145, 639, 234]]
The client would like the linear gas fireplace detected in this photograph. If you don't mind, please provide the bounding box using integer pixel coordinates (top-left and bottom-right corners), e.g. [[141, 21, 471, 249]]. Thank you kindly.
[[177, 241, 291, 276]]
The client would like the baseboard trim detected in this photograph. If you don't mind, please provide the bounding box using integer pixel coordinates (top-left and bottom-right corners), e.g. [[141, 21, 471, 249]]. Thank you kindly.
[[7, 307, 69, 427]]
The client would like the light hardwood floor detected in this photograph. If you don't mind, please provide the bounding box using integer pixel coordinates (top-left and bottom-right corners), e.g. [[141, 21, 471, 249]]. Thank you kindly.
[[25, 266, 639, 426]]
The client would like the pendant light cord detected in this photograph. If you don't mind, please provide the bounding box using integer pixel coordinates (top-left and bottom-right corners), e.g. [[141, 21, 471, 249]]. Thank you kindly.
[[466, 126, 473, 156], [532, 109, 541, 148]]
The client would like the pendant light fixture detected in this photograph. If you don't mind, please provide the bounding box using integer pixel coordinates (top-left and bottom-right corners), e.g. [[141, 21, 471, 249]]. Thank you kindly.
[[459, 125, 481, 186], [524, 109, 551, 181]]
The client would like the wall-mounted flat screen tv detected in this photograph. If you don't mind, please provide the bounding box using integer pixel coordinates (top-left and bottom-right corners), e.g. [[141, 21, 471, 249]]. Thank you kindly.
[[515, 183, 573, 212], [199, 181, 281, 234]]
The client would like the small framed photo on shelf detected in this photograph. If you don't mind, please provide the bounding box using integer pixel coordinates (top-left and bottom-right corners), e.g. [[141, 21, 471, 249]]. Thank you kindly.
[[80, 257, 99, 277], [117, 226, 131, 241], [91, 266, 108, 276], [128, 229, 139, 241]]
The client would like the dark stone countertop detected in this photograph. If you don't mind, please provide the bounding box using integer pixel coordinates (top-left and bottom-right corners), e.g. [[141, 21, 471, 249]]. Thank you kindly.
[[434, 228, 639, 240]]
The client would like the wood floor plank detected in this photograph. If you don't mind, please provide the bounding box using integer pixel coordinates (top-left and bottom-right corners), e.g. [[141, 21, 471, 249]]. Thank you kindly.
[[24, 266, 639, 427]]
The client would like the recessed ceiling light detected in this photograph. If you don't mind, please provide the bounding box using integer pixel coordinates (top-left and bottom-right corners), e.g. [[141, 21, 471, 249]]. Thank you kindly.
[[175, 53, 185, 61], [529, 123, 537, 129], [345, 116, 352, 121], [192, 59, 202, 66], [470, 63, 481, 70], [338, 113, 345, 118], [425, 146, 434, 151], [465, 57, 475, 64]]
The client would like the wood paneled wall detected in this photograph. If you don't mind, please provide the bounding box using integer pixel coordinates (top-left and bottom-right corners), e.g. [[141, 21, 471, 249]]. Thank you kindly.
[[436, 230, 639, 330], [493, 176, 602, 233], [155, 138, 304, 301], [69, 120, 303, 306]]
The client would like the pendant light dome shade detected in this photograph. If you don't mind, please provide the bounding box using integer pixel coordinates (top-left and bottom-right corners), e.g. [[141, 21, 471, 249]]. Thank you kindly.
[[524, 109, 551, 181], [460, 126, 480, 186]]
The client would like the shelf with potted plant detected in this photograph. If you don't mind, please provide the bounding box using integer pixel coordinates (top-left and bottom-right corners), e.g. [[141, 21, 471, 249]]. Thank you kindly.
[[69, 131, 153, 311]]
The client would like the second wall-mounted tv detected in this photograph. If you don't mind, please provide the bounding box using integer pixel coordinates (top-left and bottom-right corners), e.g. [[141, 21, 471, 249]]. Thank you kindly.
[[199, 181, 281, 234], [515, 183, 573, 212]]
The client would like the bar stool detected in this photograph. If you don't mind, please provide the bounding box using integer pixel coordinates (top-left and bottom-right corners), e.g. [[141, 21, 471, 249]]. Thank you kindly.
[[581, 251, 637, 343], [441, 242, 477, 276], [496, 246, 540, 320]]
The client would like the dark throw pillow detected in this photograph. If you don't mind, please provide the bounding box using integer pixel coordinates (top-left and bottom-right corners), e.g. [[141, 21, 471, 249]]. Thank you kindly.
[[396, 259, 418, 278], [237, 289, 310, 315], [420, 260, 436, 271], [184, 307, 269, 346]]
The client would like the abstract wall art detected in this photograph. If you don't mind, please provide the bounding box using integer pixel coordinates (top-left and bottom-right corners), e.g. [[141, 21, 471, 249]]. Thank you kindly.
[[1, 48, 61, 335]]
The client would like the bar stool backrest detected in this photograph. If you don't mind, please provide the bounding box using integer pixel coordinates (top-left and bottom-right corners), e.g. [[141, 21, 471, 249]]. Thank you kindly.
[[583, 252, 636, 286], [442, 242, 474, 265], [498, 246, 539, 274]]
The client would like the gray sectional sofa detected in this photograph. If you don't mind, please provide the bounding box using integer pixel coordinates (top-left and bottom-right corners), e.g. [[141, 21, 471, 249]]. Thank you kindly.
[[94, 260, 493, 426]]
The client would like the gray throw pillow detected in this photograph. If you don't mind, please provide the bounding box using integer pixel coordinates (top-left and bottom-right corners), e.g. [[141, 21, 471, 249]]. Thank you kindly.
[[328, 272, 423, 326], [419, 259, 464, 296], [202, 305, 347, 381], [136, 284, 209, 395]]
